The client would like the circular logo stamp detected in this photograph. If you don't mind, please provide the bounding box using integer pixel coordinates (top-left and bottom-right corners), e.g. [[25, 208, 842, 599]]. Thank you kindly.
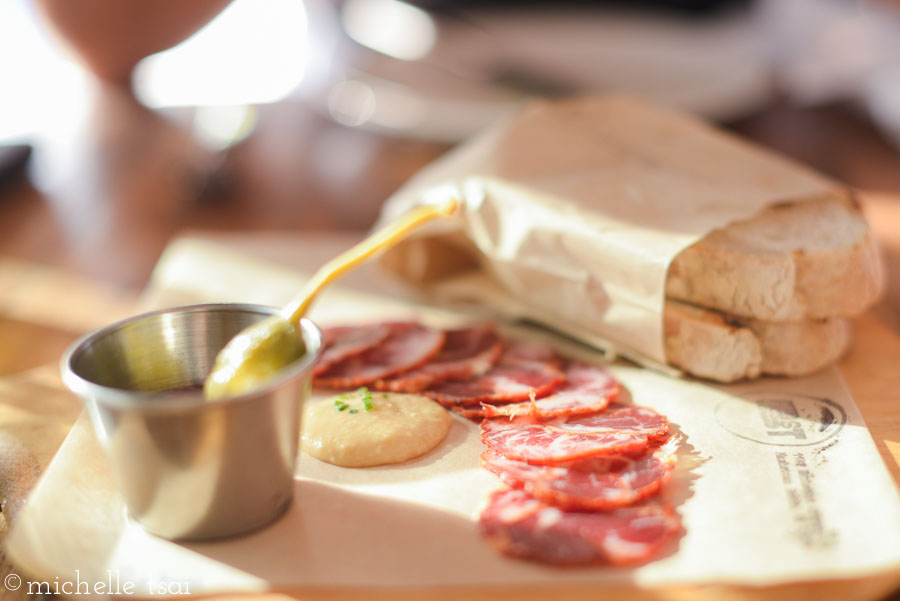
[[714, 391, 846, 446]]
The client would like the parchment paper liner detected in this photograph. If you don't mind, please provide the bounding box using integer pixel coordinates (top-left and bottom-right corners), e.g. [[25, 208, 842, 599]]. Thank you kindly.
[[6, 238, 900, 599]]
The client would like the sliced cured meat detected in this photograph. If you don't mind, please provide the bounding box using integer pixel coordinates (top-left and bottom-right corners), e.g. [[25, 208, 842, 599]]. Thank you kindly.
[[480, 440, 676, 511], [500, 341, 560, 366], [423, 341, 564, 407], [314, 323, 391, 376], [374, 324, 503, 392], [480, 405, 668, 464], [482, 362, 619, 419], [478, 488, 680, 565], [314, 322, 445, 388], [546, 404, 669, 442], [449, 405, 486, 420], [425, 361, 564, 407], [481, 418, 650, 464]]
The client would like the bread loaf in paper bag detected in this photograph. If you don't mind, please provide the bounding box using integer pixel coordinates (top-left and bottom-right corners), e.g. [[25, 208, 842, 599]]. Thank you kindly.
[[376, 95, 884, 382]]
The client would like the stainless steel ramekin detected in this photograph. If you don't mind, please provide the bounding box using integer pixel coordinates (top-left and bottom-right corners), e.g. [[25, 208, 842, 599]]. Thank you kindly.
[[61, 303, 322, 540]]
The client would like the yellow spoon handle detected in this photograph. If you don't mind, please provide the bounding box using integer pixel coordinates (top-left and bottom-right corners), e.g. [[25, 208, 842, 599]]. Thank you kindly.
[[281, 198, 459, 325]]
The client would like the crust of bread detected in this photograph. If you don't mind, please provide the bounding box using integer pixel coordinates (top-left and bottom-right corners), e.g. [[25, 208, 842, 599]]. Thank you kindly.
[[747, 314, 851, 376], [664, 301, 762, 382], [666, 194, 885, 320], [664, 300, 851, 382]]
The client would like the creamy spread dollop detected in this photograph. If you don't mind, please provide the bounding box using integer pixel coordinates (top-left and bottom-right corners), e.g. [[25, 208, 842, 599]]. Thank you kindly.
[[301, 388, 452, 467]]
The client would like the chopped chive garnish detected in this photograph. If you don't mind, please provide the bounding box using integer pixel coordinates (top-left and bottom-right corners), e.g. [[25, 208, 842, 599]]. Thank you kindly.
[[356, 384, 373, 410], [348, 409, 359, 414], [334, 400, 349, 411]]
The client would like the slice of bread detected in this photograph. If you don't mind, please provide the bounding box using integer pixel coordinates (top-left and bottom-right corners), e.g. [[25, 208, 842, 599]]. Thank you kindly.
[[663, 299, 851, 382], [666, 194, 884, 321]]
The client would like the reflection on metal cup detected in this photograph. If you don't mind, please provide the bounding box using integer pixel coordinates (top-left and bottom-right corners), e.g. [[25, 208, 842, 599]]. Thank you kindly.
[[61, 303, 322, 540]]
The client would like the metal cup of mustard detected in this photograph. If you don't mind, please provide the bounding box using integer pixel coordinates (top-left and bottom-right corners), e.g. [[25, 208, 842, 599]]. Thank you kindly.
[[60, 303, 322, 540]]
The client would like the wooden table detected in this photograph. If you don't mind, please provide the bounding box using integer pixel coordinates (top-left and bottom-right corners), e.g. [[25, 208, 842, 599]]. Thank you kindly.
[[1, 84, 900, 600]]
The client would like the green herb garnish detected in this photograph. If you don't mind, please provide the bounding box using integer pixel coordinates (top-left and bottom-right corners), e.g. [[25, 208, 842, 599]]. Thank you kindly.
[[354, 385, 374, 410], [335, 387, 376, 413]]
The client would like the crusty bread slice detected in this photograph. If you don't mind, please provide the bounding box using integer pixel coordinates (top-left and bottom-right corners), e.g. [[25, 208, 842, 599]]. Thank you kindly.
[[666, 194, 884, 321], [663, 299, 851, 383]]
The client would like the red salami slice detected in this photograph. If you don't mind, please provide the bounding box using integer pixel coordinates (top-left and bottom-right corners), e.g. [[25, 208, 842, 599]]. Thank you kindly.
[[450, 405, 487, 420], [423, 341, 564, 407], [546, 404, 669, 442], [314, 322, 445, 388], [426, 361, 564, 407], [313, 323, 391, 376], [482, 362, 619, 419], [478, 488, 680, 565], [480, 440, 676, 511], [481, 417, 650, 464], [500, 341, 560, 366], [374, 324, 503, 392]]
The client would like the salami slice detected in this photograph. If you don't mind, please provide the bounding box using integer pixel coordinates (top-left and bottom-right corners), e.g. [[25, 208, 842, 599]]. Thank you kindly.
[[500, 341, 560, 366], [422, 341, 564, 407], [374, 324, 503, 392], [425, 361, 564, 407], [478, 489, 680, 565], [314, 322, 445, 388], [450, 405, 487, 420], [482, 362, 619, 419], [481, 417, 650, 464], [546, 404, 669, 442], [313, 323, 391, 376], [480, 440, 676, 511]]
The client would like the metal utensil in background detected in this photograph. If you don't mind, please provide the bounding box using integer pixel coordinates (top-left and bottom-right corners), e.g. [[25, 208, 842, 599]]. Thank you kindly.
[[61, 303, 322, 540]]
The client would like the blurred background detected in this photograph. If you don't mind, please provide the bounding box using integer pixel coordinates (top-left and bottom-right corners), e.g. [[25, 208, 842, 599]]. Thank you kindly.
[[1, 0, 900, 304]]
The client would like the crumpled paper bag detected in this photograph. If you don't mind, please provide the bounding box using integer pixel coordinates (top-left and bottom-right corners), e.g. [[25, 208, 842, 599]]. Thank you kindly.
[[376, 95, 841, 371]]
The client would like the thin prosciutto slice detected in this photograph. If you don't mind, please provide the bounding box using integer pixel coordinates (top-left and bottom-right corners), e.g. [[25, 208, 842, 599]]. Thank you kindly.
[[480, 405, 669, 465], [314, 323, 391, 376], [314, 322, 445, 388], [478, 488, 681, 565], [374, 324, 503, 392], [482, 362, 620, 419], [480, 439, 677, 511]]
